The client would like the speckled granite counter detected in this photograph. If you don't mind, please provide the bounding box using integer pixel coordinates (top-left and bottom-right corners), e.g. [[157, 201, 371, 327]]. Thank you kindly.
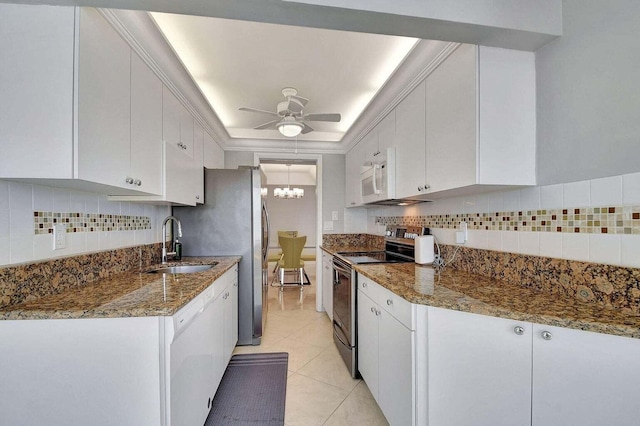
[[0, 256, 240, 320], [355, 263, 640, 339], [322, 244, 640, 339]]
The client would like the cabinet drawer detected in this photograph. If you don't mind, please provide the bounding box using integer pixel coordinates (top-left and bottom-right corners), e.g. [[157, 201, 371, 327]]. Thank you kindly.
[[378, 285, 414, 330], [357, 274, 379, 301]]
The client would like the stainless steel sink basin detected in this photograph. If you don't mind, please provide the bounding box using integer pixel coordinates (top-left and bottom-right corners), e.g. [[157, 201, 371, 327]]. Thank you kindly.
[[146, 264, 215, 274]]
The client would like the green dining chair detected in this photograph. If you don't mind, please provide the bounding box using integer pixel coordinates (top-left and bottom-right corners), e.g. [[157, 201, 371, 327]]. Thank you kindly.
[[276, 235, 307, 291]]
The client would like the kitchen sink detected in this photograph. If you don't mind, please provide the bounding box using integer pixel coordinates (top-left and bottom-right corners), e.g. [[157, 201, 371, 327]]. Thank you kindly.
[[146, 264, 216, 274]]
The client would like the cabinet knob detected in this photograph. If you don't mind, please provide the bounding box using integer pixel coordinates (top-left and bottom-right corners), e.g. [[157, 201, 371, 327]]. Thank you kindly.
[[514, 326, 525, 335], [418, 186, 423, 191], [370, 306, 375, 313], [134, 179, 142, 186], [375, 308, 381, 316], [196, 195, 200, 200], [386, 299, 393, 306], [424, 184, 430, 191], [362, 282, 367, 288], [541, 331, 553, 341], [125, 177, 134, 184]]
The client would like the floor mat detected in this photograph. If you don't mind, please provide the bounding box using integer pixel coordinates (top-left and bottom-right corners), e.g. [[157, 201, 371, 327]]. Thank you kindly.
[[205, 352, 289, 426]]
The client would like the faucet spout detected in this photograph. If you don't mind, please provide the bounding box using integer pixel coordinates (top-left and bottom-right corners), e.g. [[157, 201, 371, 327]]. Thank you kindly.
[[162, 216, 183, 264]]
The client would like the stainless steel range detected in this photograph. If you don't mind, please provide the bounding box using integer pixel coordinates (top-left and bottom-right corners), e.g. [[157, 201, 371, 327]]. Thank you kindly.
[[332, 225, 429, 378]]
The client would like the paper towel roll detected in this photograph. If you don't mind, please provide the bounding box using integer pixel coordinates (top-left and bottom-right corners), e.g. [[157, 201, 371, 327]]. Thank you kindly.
[[415, 235, 435, 265]]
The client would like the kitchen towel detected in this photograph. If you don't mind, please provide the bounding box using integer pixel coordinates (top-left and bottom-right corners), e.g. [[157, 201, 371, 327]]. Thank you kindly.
[[415, 235, 435, 265]]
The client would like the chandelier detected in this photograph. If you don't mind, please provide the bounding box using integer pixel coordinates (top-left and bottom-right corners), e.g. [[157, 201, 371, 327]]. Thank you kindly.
[[273, 165, 304, 199]]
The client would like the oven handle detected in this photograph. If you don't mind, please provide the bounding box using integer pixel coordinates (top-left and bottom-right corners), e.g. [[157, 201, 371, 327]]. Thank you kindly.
[[333, 321, 353, 349], [332, 262, 351, 276]]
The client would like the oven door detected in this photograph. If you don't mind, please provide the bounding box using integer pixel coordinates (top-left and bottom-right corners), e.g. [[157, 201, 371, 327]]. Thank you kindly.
[[332, 257, 358, 378]]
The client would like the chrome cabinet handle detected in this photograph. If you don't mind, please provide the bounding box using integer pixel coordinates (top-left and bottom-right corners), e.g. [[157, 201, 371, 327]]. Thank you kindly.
[[386, 299, 393, 306], [370, 306, 375, 314], [125, 177, 134, 184], [514, 326, 525, 335], [196, 195, 200, 200], [133, 179, 142, 186], [541, 331, 553, 341], [418, 186, 423, 191], [424, 184, 430, 191], [362, 282, 367, 288], [375, 308, 381, 316]]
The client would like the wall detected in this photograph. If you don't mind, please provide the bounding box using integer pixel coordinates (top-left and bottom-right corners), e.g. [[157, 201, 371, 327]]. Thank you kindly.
[[0, 179, 170, 267], [361, 172, 640, 268], [265, 184, 316, 248], [536, 0, 640, 185]]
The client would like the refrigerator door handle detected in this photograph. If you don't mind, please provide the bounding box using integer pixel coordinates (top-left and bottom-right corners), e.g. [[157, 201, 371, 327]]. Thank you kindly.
[[262, 202, 270, 263]]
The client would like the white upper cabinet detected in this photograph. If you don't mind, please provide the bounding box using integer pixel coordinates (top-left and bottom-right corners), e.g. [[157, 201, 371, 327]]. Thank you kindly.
[[393, 43, 536, 200], [0, 5, 164, 196], [76, 8, 132, 191], [129, 51, 163, 196], [0, 4, 75, 179], [377, 111, 396, 155], [345, 141, 365, 207], [193, 121, 204, 204], [394, 81, 427, 199], [203, 131, 224, 169]]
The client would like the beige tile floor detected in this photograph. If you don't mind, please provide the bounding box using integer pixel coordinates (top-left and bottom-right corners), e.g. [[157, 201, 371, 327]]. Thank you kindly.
[[233, 261, 389, 426]]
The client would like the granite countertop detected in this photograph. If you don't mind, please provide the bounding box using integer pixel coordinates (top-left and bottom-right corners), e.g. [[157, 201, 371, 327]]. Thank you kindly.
[[321, 244, 384, 255], [0, 256, 241, 320], [322, 245, 640, 338]]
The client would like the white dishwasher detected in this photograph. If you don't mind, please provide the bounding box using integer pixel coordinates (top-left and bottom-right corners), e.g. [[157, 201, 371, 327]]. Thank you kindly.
[[165, 283, 218, 426]]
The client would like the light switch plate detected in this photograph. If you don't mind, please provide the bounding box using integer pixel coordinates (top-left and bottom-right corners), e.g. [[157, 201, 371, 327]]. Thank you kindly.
[[53, 223, 67, 250]]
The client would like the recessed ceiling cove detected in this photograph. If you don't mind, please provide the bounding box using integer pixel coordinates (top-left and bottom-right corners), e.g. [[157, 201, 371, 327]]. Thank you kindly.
[[150, 12, 418, 143]]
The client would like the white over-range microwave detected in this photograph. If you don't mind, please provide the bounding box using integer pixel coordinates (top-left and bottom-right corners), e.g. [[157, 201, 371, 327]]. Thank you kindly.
[[361, 147, 396, 204]]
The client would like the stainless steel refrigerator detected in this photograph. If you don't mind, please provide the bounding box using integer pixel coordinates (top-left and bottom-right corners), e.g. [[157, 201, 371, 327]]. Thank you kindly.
[[173, 167, 269, 345]]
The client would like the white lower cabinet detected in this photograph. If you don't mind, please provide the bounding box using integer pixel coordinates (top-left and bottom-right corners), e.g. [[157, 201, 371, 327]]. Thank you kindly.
[[0, 266, 239, 426], [427, 307, 532, 426], [427, 307, 640, 426], [357, 275, 418, 426], [531, 324, 640, 426], [321, 252, 333, 319]]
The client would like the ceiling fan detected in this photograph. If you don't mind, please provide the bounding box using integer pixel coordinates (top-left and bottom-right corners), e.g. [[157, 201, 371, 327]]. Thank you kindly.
[[239, 87, 341, 137]]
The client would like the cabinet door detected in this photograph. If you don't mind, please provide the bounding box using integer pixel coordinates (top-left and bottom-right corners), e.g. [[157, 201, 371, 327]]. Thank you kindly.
[[203, 131, 224, 169], [426, 44, 477, 192], [0, 4, 75, 179], [210, 294, 226, 395], [130, 51, 162, 195], [428, 307, 532, 426], [321, 254, 333, 319], [532, 324, 640, 426], [163, 87, 196, 206], [77, 8, 131, 189], [394, 81, 426, 199], [193, 122, 205, 203], [377, 110, 395, 154], [223, 280, 239, 361], [345, 142, 364, 207], [357, 289, 379, 397], [378, 308, 414, 426], [361, 128, 379, 164]]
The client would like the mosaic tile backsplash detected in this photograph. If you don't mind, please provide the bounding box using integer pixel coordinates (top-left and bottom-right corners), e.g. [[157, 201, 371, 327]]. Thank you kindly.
[[34, 211, 151, 235], [376, 205, 640, 235]]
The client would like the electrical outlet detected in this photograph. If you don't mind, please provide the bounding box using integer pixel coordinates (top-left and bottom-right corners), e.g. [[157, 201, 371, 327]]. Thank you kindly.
[[331, 211, 339, 221], [323, 220, 334, 231], [455, 221, 468, 244], [53, 223, 67, 250]]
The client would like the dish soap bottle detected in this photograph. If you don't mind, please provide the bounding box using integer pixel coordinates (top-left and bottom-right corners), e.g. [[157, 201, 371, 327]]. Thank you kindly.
[[174, 239, 182, 260]]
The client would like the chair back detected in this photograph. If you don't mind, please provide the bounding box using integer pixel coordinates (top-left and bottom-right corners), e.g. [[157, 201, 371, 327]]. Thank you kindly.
[[278, 235, 306, 268], [277, 230, 298, 238]]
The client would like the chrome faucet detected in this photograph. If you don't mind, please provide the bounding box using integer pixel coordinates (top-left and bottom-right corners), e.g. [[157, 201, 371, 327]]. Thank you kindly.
[[162, 216, 183, 264]]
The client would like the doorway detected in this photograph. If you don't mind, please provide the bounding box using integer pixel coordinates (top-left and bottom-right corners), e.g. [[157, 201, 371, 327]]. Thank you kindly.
[[254, 153, 324, 311]]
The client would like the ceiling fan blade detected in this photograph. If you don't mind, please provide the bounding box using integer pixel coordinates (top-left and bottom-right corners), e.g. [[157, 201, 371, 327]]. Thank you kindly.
[[239, 107, 278, 116], [303, 113, 341, 122], [301, 122, 314, 134], [291, 95, 309, 107], [254, 119, 279, 130]]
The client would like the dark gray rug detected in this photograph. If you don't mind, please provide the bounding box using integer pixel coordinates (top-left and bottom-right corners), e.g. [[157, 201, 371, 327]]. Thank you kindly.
[[205, 352, 289, 426]]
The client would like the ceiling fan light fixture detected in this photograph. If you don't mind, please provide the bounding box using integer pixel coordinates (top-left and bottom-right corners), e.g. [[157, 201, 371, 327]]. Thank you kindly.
[[277, 119, 304, 137]]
